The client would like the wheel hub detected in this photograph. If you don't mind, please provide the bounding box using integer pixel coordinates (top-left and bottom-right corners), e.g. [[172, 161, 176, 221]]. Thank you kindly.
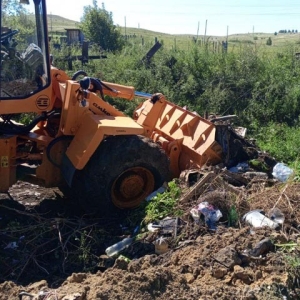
[[119, 174, 144, 199], [111, 167, 155, 209]]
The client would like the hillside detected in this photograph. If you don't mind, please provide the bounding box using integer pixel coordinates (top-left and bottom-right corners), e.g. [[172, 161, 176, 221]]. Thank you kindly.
[[47, 14, 79, 31], [47, 14, 300, 51]]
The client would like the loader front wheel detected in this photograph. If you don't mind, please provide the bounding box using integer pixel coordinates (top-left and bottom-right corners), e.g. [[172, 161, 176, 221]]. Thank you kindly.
[[72, 135, 170, 214]]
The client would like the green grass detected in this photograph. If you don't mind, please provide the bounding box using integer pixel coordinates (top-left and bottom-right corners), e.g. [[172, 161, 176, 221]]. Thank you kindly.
[[144, 180, 182, 223], [255, 123, 300, 165]]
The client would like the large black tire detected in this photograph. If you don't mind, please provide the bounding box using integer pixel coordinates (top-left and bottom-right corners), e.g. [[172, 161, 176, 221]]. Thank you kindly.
[[71, 135, 171, 214]]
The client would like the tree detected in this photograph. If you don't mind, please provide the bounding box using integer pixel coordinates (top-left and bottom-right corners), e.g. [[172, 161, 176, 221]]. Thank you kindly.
[[266, 37, 272, 46], [2, 0, 25, 17], [2, 0, 35, 48], [80, 1, 124, 52]]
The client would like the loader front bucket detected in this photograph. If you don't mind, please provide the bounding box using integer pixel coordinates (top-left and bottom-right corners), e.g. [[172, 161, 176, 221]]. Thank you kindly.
[[134, 94, 223, 177]]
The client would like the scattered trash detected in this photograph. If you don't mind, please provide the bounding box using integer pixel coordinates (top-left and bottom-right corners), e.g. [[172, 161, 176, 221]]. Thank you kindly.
[[145, 186, 166, 201], [190, 208, 200, 224], [105, 237, 134, 257], [198, 202, 223, 230], [243, 210, 279, 229], [234, 126, 247, 138], [133, 225, 140, 235], [228, 162, 249, 173], [243, 172, 268, 180], [38, 290, 55, 300], [153, 236, 169, 254], [180, 169, 203, 186], [18, 291, 35, 300], [3, 235, 25, 250], [180, 171, 216, 203], [118, 255, 131, 263], [267, 207, 285, 225], [4, 241, 18, 250], [147, 223, 161, 232], [157, 217, 180, 236], [272, 162, 293, 182], [227, 205, 239, 227]]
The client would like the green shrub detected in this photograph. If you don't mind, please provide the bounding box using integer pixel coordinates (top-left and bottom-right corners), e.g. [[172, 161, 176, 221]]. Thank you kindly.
[[144, 180, 182, 223], [255, 122, 300, 164]]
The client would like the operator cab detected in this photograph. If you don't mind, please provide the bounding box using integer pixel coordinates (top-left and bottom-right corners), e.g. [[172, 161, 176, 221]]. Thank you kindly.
[[0, 0, 50, 98]]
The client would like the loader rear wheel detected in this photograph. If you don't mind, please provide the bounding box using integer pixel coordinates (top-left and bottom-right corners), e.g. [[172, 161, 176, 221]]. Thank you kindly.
[[71, 135, 171, 214]]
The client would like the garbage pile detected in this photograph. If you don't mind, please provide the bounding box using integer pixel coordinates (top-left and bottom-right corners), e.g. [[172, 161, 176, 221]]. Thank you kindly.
[[103, 148, 297, 262], [2, 122, 300, 300], [3, 150, 300, 300]]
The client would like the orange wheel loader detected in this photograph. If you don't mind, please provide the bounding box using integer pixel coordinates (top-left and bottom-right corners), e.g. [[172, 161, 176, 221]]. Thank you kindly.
[[0, 0, 224, 214]]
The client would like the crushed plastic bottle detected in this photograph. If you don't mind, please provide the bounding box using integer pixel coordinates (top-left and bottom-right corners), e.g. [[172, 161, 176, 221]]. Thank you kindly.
[[243, 209, 279, 229], [272, 163, 293, 182], [105, 237, 134, 257]]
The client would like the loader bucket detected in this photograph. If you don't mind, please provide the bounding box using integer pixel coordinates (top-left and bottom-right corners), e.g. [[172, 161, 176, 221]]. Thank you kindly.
[[134, 94, 223, 177]]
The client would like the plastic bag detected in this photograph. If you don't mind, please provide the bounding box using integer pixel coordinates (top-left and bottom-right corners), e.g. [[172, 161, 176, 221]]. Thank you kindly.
[[272, 163, 293, 182], [198, 202, 222, 230]]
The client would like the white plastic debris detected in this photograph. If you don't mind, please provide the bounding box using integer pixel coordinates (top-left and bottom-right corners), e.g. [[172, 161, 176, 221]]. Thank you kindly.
[[190, 208, 200, 223], [4, 242, 18, 249], [272, 163, 293, 182], [243, 210, 279, 229], [147, 223, 161, 232]]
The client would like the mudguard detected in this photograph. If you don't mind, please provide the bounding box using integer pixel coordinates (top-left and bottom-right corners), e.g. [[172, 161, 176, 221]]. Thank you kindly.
[[61, 113, 145, 186]]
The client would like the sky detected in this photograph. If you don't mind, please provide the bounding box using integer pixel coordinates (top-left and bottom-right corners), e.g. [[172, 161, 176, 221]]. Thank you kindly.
[[45, 0, 300, 36]]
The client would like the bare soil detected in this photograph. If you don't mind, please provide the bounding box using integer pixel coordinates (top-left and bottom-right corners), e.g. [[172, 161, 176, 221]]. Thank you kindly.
[[0, 173, 300, 300]]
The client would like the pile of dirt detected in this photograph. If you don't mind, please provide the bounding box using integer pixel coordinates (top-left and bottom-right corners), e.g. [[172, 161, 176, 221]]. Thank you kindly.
[[0, 169, 300, 299]]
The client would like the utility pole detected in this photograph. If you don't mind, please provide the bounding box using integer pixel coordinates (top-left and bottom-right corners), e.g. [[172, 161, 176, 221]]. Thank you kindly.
[[226, 25, 229, 42], [204, 20, 207, 43], [125, 16, 127, 37], [196, 21, 200, 41]]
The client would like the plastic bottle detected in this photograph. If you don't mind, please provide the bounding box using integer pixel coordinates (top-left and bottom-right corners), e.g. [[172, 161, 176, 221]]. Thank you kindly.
[[242, 210, 279, 229], [153, 237, 169, 254], [272, 163, 293, 182], [105, 237, 134, 257]]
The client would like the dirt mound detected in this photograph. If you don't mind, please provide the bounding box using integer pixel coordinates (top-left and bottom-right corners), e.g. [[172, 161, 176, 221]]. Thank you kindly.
[[0, 174, 300, 299]]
